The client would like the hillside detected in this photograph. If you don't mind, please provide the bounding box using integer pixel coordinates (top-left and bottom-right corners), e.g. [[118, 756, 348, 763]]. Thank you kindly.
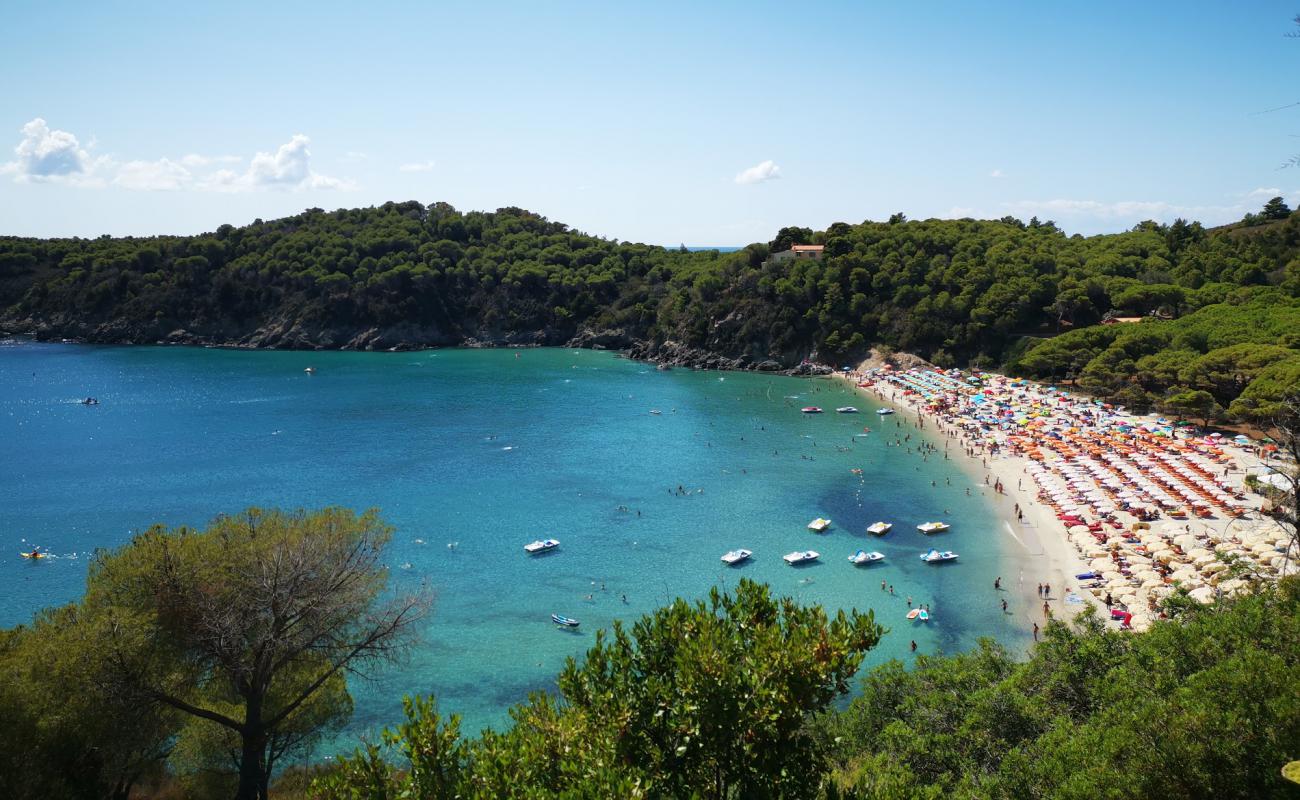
[[2, 200, 1298, 408]]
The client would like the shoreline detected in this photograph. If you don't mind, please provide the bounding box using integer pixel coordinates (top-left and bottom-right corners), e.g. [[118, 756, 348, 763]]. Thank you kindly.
[[830, 372, 1093, 639], [832, 364, 1292, 635]]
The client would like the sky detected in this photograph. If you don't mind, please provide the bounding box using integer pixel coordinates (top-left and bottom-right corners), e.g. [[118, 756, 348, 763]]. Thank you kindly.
[[2, 1, 1298, 245]]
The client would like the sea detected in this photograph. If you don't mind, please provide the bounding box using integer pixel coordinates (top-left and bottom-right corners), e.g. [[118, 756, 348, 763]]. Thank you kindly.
[[0, 340, 1030, 749]]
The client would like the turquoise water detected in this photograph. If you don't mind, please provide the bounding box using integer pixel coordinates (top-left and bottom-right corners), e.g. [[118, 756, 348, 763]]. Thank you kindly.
[[0, 341, 1028, 741]]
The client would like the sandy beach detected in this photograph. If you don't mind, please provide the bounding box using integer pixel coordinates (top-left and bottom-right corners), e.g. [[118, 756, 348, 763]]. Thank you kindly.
[[832, 362, 1295, 634]]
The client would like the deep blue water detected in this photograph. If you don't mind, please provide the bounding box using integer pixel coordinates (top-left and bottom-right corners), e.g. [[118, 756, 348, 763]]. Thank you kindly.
[[0, 341, 1027, 744]]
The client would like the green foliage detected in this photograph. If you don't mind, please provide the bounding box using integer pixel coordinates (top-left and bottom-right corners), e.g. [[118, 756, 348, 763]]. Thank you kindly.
[[824, 578, 1300, 799], [0, 605, 175, 800], [1013, 290, 1300, 412], [0, 506, 423, 800], [3, 203, 1297, 388], [316, 578, 883, 799]]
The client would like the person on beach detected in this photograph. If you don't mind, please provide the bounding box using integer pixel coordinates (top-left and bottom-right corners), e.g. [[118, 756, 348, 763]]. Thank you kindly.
[[1002, 599, 1008, 613], [994, 576, 1001, 590], [1033, 623, 1039, 641], [1043, 601, 1051, 618], [910, 640, 917, 652]]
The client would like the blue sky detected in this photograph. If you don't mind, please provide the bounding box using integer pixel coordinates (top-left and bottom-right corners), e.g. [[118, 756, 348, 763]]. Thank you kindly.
[[2, 1, 1298, 243]]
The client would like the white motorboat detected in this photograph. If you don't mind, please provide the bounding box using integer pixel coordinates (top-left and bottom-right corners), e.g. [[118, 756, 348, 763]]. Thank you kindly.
[[836, 406, 859, 413], [524, 538, 560, 554], [720, 548, 752, 565], [807, 518, 832, 533], [847, 550, 885, 565], [801, 406, 823, 414], [649, 409, 662, 415], [783, 550, 820, 565], [867, 521, 892, 536], [919, 549, 958, 563], [916, 521, 951, 534], [875, 408, 895, 416]]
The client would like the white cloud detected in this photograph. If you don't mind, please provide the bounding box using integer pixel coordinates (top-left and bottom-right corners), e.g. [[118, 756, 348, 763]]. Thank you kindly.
[[237, 134, 346, 190], [114, 158, 192, 191], [1243, 186, 1284, 199], [989, 169, 1004, 178], [179, 153, 241, 168], [945, 206, 978, 218], [5, 121, 351, 192], [7, 117, 92, 181], [734, 159, 781, 185], [399, 160, 436, 173]]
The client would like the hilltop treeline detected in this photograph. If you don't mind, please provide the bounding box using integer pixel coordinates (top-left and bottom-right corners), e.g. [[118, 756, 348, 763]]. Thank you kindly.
[[1, 199, 1297, 412]]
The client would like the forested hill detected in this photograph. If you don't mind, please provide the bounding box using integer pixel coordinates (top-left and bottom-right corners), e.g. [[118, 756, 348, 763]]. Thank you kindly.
[[1, 200, 1298, 410]]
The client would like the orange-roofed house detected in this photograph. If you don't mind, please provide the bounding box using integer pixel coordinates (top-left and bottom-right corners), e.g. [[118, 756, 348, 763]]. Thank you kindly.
[[770, 244, 825, 263]]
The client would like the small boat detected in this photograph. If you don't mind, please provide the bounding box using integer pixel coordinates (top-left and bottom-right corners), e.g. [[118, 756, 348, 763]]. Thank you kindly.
[[783, 550, 820, 565], [657, 364, 672, 371], [916, 522, 950, 534], [720, 548, 752, 565], [918, 609, 930, 622], [919, 549, 959, 563], [807, 518, 832, 533], [847, 550, 885, 565], [20, 551, 46, 560], [551, 614, 580, 628], [801, 406, 823, 414], [875, 408, 895, 416], [649, 409, 662, 415], [80, 397, 99, 405], [906, 608, 921, 619], [836, 406, 858, 413], [867, 521, 892, 536], [524, 538, 560, 554], [304, 367, 316, 374]]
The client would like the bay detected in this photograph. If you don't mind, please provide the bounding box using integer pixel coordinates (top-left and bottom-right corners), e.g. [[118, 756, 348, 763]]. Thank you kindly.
[[0, 340, 1029, 742]]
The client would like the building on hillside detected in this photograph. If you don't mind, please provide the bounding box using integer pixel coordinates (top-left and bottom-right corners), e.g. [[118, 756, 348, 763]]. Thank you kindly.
[[1101, 316, 1145, 325], [769, 244, 824, 263]]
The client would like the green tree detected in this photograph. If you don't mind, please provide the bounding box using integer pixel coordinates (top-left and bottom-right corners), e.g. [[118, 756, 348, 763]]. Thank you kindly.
[[1159, 387, 1223, 428], [1262, 196, 1292, 220], [86, 507, 429, 800], [317, 578, 883, 799], [768, 226, 814, 253], [0, 606, 176, 800]]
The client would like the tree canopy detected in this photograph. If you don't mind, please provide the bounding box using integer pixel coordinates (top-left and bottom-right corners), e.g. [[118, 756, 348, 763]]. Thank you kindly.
[[316, 578, 883, 799], [0, 507, 426, 800]]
